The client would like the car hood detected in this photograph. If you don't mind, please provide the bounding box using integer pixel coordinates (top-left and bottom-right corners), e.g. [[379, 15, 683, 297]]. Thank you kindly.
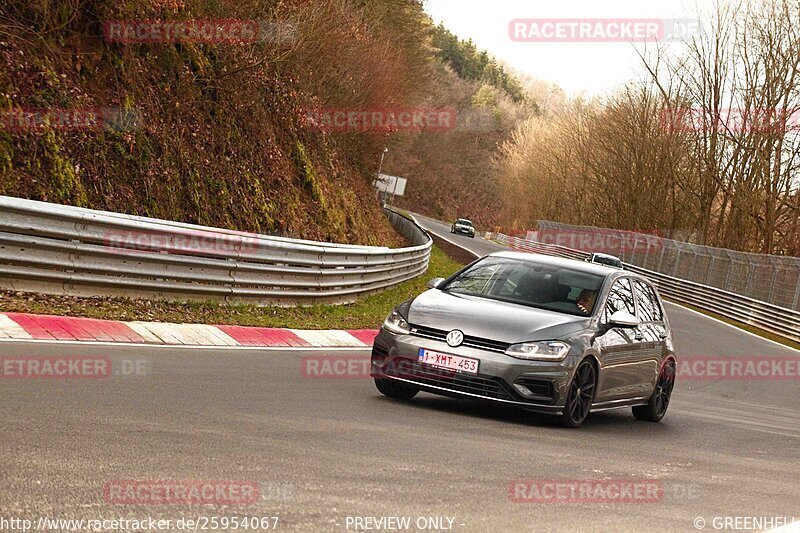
[[408, 289, 588, 344]]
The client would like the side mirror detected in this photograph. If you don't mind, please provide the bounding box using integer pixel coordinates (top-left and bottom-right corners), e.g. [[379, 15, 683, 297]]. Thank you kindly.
[[608, 310, 640, 328], [427, 277, 445, 289]]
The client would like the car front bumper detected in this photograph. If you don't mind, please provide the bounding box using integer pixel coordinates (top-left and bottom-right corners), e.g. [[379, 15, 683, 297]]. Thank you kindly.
[[453, 227, 474, 236], [370, 327, 581, 415]]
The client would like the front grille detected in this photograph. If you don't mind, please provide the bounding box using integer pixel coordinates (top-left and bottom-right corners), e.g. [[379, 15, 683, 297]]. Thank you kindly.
[[408, 324, 511, 353], [380, 358, 515, 401]]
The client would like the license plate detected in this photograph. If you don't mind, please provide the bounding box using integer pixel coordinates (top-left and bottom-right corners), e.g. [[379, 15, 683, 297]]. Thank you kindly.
[[418, 348, 479, 375]]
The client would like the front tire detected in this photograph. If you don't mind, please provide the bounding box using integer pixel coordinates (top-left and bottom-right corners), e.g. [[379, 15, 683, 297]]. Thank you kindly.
[[558, 358, 597, 428], [633, 359, 675, 422], [374, 378, 419, 400]]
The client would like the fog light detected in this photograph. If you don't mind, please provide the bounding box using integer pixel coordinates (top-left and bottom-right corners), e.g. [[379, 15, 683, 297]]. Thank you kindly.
[[513, 383, 532, 396]]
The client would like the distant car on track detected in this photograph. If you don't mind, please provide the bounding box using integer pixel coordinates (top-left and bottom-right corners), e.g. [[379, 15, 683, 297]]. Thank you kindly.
[[371, 252, 675, 427], [586, 252, 623, 269], [450, 218, 476, 238]]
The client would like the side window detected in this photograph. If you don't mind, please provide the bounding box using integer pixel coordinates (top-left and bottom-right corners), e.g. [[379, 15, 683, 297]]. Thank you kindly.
[[633, 280, 663, 322], [602, 278, 636, 322]]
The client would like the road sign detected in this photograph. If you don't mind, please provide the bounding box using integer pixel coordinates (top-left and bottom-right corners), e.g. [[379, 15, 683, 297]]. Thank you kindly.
[[374, 174, 407, 196]]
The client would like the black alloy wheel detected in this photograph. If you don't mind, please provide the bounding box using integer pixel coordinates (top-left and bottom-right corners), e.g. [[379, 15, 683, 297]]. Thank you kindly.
[[559, 359, 596, 428]]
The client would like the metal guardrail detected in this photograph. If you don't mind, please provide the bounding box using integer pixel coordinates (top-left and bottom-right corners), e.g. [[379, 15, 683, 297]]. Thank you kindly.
[[536, 220, 800, 311], [0, 196, 431, 305], [486, 233, 800, 344]]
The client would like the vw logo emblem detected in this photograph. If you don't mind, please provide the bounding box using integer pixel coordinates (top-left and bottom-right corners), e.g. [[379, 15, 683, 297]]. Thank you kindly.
[[446, 329, 464, 348]]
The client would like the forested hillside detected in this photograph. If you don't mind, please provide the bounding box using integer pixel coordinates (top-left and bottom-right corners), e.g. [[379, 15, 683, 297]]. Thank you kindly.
[[0, 0, 437, 245], [1, 0, 796, 255], [388, 24, 534, 226]]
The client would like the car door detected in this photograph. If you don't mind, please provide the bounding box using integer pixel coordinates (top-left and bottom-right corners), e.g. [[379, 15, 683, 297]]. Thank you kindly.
[[631, 279, 668, 394], [594, 278, 644, 402]]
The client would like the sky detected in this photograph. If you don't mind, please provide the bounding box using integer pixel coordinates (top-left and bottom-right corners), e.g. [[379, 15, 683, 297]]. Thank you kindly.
[[423, 0, 708, 97]]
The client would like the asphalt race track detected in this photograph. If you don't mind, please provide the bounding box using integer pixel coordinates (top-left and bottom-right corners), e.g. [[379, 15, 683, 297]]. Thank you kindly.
[[1, 215, 798, 532]]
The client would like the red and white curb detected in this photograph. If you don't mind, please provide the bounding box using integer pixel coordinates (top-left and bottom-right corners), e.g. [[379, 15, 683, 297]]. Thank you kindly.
[[0, 312, 377, 348]]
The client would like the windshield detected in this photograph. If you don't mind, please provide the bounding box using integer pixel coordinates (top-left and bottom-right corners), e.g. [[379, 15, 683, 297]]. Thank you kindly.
[[456, 219, 473, 226], [442, 257, 605, 316]]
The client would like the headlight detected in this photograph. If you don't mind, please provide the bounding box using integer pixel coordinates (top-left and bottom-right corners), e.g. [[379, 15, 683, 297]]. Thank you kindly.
[[383, 309, 410, 335], [505, 341, 570, 361]]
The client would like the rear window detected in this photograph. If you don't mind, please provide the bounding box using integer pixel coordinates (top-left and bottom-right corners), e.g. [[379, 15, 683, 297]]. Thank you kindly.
[[441, 257, 605, 316]]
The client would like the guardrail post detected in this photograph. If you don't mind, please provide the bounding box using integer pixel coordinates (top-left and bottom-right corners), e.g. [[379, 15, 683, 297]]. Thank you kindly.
[[630, 236, 639, 266], [767, 269, 778, 304], [723, 259, 733, 292], [706, 256, 716, 285], [672, 249, 681, 277], [657, 244, 667, 275], [744, 266, 755, 298]]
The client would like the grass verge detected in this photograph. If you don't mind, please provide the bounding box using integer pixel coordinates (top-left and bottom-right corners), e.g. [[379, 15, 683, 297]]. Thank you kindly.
[[0, 246, 464, 330]]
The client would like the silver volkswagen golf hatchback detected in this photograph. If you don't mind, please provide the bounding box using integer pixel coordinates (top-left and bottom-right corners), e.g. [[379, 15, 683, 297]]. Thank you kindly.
[[371, 251, 676, 427]]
